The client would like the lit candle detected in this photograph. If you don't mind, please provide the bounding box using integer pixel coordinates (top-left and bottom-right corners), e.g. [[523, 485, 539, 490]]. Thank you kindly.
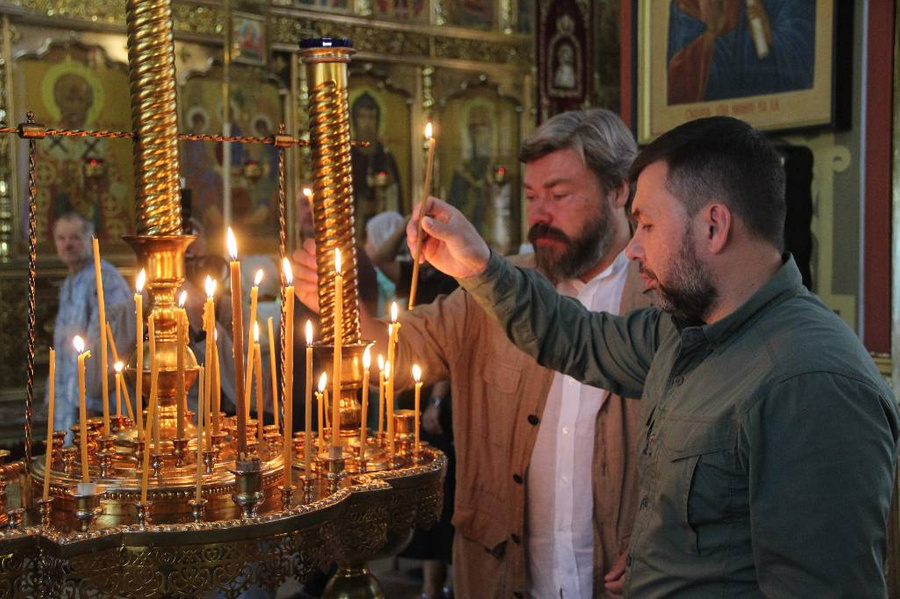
[[43, 347, 56, 500], [134, 269, 146, 437], [317, 372, 327, 452], [106, 321, 133, 419], [409, 123, 436, 309], [74, 336, 91, 483], [140, 316, 159, 504], [244, 269, 263, 423], [195, 364, 205, 503], [92, 238, 110, 436], [377, 354, 385, 436], [360, 346, 371, 461], [332, 249, 343, 452], [203, 277, 216, 438], [114, 361, 124, 417], [176, 290, 187, 439], [302, 321, 313, 479], [412, 364, 422, 453], [267, 317, 279, 429], [254, 323, 264, 446], [283, 260, 296, 479], [386, 304, 400, 455], [227, 228, 248, 458]]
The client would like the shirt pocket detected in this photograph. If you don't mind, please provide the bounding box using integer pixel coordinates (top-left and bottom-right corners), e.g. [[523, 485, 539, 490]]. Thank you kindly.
[[660, 416, 735, 557]]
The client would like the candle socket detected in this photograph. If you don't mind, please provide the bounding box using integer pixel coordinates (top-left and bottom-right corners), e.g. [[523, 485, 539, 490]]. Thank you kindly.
[[151, 453, 164, 478], [188, 498, 208, 523], [52, 431, 66, 466], [135, 500, 152, 529], [232, 457, 263, 519], [73, 483, 102, 532], [112, 415, 133, 433], [203, 449, 216, 475], [133, 440, 145, 466], [279, 485, 295, 510], [6, 508, 24, 530], [322, 452, 346, 495], [301, 474, 316, 504], [264, 431, 280, 457], [99, 436, 116, 478], [211, 430, 228, 455], [172, 438, 189, 467], [62, 447, 77, 477], [37, 497, 54, 529]]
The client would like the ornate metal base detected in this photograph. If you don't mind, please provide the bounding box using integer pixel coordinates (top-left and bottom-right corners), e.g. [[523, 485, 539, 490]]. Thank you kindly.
[[322, 563, 385, 599]]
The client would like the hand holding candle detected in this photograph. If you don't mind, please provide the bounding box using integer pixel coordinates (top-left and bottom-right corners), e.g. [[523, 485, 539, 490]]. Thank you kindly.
[[409, 122, 436, 309]]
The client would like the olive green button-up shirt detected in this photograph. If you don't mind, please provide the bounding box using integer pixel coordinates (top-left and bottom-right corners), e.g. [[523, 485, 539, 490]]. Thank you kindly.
[[460, 253, 900, 597]]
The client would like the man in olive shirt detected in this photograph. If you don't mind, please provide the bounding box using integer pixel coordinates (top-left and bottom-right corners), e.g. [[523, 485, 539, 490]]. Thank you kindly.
[[409, 116, 900, 596]]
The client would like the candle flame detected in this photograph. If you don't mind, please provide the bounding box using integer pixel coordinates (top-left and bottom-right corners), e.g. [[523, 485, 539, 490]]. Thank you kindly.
[[303, 187, 313, 199], [335, 248, 342, 273], [282, 258, 293, 285], [318, 372, 328, 393], [253, 321, 260, 343], [254, 269, 264, 287], [363, 345, 371, 369], [205, 275, 216, 298], [390, 302, 398, 323], [114, 361, 124, 373], [214, 329, 218, 341], [136, 268, 146, 293], [306, 320, 313, 346], [384, 360, 391, 379], [73, 336, 85, 354], [425, 122, 433, 139], [378, 353, 384, 370], [226, 227, 238, 260], [413, 364, 422, 383], [178, 290, 187, 308]]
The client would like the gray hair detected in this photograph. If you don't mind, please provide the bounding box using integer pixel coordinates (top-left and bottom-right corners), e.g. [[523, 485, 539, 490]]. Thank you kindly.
[[519, 108, 637, 193], [53, 211, 95, 238]]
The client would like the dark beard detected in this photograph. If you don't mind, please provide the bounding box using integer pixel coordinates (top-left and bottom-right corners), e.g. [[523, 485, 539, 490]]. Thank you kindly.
[[528, 202, 614, 286], [649, 240, 717, 324]]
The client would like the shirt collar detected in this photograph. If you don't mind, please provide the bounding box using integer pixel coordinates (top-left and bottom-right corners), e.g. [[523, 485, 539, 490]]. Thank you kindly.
[[557, 250, 629, 295], [680, 254, 805, 349]]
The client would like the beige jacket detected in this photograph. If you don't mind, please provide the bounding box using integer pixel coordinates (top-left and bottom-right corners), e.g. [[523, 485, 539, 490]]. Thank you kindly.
[[392, 255, 650, 598]]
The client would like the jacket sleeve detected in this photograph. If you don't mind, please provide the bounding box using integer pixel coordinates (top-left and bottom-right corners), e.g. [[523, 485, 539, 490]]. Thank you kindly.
[[740, 372, 899, 596], [392, 287, 471, 391], [459, 253, 660, 398]]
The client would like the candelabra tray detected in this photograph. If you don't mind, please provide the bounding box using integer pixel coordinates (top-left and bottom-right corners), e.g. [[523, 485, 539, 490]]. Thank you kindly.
[[0, 448, 445, 598]]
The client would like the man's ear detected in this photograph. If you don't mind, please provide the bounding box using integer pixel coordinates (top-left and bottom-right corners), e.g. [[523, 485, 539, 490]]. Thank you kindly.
[[702, 202, 731, 254], [610, 181, 630, 209]]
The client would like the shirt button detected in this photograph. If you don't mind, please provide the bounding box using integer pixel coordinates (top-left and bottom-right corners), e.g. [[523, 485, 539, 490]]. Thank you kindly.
[[527, 414, 540, 426], [626, 554, 633, 567], [673, 375, 684, 386], [512, 473, 523, 484], [511, 533, 521, 544], [561, 476, 569, 484], [562, 427, 570, 435]]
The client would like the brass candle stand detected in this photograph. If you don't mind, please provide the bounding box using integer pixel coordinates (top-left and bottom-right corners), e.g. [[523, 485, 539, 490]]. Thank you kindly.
[[0, 29, 445, 598]]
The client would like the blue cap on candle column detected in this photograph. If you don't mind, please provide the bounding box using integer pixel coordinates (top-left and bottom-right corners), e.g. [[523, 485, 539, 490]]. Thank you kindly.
[[299, 38, 354, 49]]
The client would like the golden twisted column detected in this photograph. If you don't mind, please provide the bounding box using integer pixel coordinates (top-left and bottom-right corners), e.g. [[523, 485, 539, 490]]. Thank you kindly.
[[300, 40, 361, 346], [125, 0, 181, 236]]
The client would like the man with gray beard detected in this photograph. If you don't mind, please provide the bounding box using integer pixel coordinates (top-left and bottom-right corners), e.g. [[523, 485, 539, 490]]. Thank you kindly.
[[292, 109, 649, 598]]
